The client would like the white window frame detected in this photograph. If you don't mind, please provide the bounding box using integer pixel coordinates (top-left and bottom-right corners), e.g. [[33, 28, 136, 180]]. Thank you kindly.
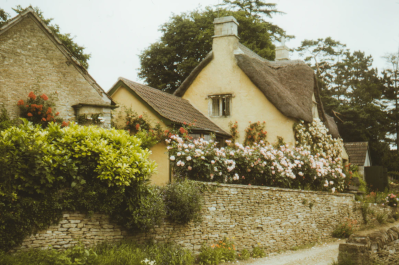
[[208, 94, 232, 117]]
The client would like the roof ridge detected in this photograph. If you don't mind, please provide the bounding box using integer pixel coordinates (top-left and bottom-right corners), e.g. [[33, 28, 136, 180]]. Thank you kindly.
[[120, 77, 186, 101]]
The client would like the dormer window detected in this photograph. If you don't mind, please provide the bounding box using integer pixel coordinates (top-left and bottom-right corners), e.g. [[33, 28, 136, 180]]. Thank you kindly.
[[209, 94, 232, 117]]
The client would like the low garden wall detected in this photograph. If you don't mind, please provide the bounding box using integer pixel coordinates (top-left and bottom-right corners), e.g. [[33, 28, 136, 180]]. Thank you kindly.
[[15, 183, 363, 253]]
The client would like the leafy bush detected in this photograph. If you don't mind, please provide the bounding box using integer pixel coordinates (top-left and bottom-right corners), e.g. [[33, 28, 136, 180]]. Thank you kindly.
[[198, 238, 237, 265], [385, 193, 399, 207], [237, 249, 250, 260], [0, 106, 15, 132], [332, 219, 357, 238], [251, 245, 266, 258], [0, 241, 194, 265], [376, 213, 387, 224], [162, 179, 203, 224], [0, 121, 156, 251]]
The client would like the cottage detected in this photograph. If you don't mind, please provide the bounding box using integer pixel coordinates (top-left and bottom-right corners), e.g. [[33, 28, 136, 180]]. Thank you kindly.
[[174, 16, 342, 151], [0, 7, 115, 126], [344, 142, 371, 177], [108, 77, 230, 185]]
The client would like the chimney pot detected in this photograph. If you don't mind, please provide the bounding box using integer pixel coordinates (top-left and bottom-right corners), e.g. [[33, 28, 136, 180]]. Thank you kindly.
[[213, 16, 239, 39]]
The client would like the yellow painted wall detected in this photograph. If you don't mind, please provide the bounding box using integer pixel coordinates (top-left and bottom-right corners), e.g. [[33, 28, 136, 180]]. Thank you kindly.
[[110, 85, 170, 186], [182, 36, 297, 146]]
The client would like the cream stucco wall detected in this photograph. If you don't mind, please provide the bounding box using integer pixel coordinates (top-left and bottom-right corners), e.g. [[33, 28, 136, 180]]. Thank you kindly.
[[182, 36, 296, 146], [110, 85, 170, 186]]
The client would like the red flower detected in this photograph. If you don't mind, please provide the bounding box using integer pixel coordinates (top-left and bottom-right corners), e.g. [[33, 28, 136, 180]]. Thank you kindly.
[[31, 104, 37, 110], [138, 115, 142, 119], [40, 94, 49, 101], [42, 118, 46, 121], [27, 113, 33, 117], [61, 121, 69, 127], [26, 105, 29, 108], [38, 105, 43, 111], [38, 112, 41, 115], [135, 124, 140, 130], [46, 107, 52, 114], [179, 127, 186, 134], [17, 99, 24, 106], [126, 121, 129, 125], [28, 92, 36, 100], [55, 112, 59, 116], [183, 122, 187, 125]]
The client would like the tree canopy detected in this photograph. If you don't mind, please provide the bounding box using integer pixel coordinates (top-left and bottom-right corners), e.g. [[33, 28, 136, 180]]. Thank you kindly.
[[2, 6, 91, 69], [138, 5, 289, 93], [296, 38, 394, 167]]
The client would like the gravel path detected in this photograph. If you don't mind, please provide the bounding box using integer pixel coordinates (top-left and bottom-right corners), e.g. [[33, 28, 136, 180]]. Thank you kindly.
[[244, 240, 342, 265], [234, 220, 399, 265]]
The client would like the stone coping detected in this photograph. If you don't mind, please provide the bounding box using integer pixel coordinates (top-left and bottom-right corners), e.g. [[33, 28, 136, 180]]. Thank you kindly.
[[200, 182, 355, 198]]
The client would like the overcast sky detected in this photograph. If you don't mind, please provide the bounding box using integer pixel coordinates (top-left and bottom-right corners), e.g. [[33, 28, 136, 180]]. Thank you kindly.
[[2, 0, 399, 91]]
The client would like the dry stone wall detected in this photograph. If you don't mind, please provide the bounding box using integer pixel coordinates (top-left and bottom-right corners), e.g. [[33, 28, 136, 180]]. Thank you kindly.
[[15, 183, 363, 253]]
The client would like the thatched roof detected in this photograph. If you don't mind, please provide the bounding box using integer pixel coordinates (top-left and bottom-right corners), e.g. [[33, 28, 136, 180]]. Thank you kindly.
[[173, 42, 341, 138], [0, 7, 115, 106], [109, 78, 230, 137], [344, 142, 370, 166]]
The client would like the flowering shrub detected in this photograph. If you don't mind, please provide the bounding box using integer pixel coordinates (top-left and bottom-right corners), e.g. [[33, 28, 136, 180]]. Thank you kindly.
[[228, 121, 239, 144], [243, 121, 267, 146], [198, 238, 237, 265], [332, 218, 358, 238], [17, 91, 65, 127], [166, 135, 346, 192], [385, 193, 399, 207], [294, 118, 343, 160]]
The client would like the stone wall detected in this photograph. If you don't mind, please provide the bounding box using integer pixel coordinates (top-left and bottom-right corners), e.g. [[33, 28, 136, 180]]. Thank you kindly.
[[0, 13, 112, 127], [15, 183, 363, 253]]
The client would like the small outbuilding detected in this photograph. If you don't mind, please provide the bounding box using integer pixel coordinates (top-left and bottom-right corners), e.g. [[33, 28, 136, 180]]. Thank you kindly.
[[344, 142, 371, 177]]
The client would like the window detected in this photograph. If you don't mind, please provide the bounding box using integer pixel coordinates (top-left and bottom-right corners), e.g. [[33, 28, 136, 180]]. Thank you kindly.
[[209, 94, 232, 117]]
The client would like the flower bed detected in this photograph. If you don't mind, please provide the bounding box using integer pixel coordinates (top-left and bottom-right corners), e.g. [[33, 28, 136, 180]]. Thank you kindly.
[[167, 119, 346, 192]]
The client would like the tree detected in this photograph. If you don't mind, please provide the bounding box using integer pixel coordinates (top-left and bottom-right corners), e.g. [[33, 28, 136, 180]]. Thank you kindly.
[[297, 39, 392, 166], [382, 51, 399, 151], [219, 0, 283, 18], [138, 6, 289, 93], [0, 8, 10, 27], [11, 5, 91, 69]]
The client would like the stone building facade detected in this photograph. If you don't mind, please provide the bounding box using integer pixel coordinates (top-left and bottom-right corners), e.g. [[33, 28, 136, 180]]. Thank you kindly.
[[0, 7, 115, 127]]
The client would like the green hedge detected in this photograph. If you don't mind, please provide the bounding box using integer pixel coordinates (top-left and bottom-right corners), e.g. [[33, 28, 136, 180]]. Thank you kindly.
[[0, 120, 157, 251]]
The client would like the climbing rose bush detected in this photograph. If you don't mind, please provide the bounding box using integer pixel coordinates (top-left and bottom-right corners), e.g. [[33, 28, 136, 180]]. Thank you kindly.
[[166, 136, 346, 192], [294, 118, 343, 160]]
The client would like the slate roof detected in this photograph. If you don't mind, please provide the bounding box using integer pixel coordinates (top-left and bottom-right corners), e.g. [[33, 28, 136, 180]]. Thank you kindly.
[[0, 7, 115, 105], [344, 142, 370, 166], [110, 78, 230, 136], [174, 42, 340, 138]]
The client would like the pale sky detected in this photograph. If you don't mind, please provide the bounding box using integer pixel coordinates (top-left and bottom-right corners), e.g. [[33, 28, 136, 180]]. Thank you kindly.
[[2, 0, 399, 91]]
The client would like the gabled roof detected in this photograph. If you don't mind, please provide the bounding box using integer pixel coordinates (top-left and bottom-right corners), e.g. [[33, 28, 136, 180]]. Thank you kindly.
[[174, 42, 340, 138], [109, 78, 230, 136], [344, 142, 370, 166], [0, 7, 115, 105]]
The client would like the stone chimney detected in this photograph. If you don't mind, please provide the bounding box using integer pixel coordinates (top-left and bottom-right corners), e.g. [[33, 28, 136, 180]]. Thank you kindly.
[[212, 16, 239, 59], [275, 37, 290, 61]]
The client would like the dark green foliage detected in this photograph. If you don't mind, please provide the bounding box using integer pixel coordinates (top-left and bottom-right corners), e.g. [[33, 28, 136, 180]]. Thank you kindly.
[[332, 222, 354, 238], [163, 179, 203, 224], [297, 38, 393, 167], [0, 241, 194, 265], [198, 238, 237, 265], [138, 6, 289, 93], [12, 5, 90, 69], [111, 185, 166, 232], [0, 107, 15, 131], [219, 0, 283, 18], [251, 246, 266, 258], [0, 8, 10, 27]]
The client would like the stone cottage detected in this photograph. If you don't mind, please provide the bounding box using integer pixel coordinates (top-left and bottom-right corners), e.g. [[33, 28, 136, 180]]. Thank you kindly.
[[0, 7, 115, 127], [108, 77, 230, 185], [174, 16, 344, 153]]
